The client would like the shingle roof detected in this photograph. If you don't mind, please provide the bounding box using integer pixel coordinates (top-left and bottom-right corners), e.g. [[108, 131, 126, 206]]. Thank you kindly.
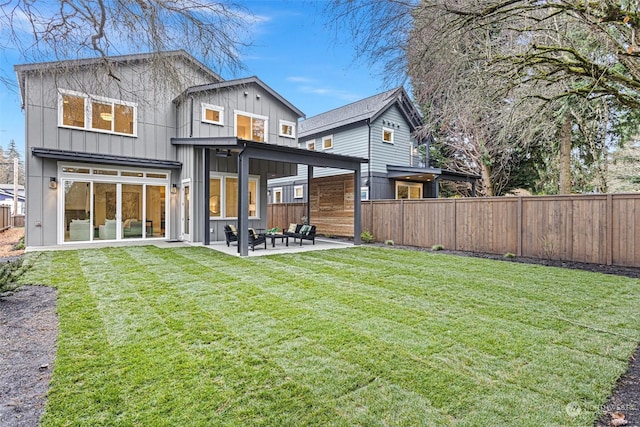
[[298, 87, 423, 138]]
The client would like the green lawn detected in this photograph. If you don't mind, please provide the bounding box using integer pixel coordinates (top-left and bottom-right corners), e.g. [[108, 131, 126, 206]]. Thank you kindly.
[[20, 245, 640, 426]]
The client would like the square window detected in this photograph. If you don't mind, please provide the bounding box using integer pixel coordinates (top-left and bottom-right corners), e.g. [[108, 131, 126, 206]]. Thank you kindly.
[[382, 127, 394, 144], [92, 101, 113, 131], [273, 187, 283, 204], [202, 104, 224, 125], [322, 135, 333, 150], [279, 120, 296, 138], [294, 185, 304, 199], [114, 104, 134, 134], [236, 111, 267, 143], [61, 94, 85, 128], [306, 141, 315, 151]]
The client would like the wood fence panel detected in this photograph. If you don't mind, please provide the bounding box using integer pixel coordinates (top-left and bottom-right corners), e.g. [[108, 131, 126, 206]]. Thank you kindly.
[[454, 198, 518, 254], [403, 200, 455, 249], [522, 197, 573, 260], [570, 196, 608, 264], [0, 206, 10, 232], [612, 194, 640, 267], [371, 201, 403, 244], [12, 215, 25, 228]]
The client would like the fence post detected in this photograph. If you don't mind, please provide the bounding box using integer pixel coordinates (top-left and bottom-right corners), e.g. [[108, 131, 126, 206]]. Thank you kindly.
[[453, 198, 457, 251], [607, 194, 613, 266], [517, 197, 523, 257]]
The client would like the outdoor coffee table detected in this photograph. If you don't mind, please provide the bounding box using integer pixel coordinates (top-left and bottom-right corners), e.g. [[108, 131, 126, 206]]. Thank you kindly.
[[264, 233, 288, 247]]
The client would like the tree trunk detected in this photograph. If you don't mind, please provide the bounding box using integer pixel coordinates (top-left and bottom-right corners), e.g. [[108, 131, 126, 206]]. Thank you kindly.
[[559, 115, 572, 194], [481, 163, 494, 196]]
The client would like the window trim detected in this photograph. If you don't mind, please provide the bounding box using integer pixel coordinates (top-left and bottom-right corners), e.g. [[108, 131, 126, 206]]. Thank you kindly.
[[293, 185, 304, 199], [279, 120, 296, 138], [202, 103, 225, 126], [209, 172, 260, 219], [322, 135, 334, 150], [382, 127, 394, 144], [58, 89, 137, 137], [395, 181, 423, 200], [234, 110, 269, 143], [361, 187, 369, 201], [272, 187, 283, 204]]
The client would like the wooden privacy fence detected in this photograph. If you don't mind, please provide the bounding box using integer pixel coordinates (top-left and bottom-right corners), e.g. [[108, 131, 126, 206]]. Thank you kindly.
[[267, 203, 307, 230], [0, 206, 10, 232], [270, 193, 640, 268], [362, 194, 640, 268]]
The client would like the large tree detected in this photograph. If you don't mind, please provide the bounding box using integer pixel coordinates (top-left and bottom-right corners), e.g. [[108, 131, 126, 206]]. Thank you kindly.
[[0, 0, 253, 88]]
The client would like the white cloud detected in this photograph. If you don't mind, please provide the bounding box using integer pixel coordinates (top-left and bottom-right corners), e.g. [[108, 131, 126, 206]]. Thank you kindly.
[[299, 85, 360, 102], [286, 76, 316, 83]]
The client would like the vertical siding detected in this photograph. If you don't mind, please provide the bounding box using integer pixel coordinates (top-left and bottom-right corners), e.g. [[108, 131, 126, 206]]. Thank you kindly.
[[369, 105, 413, 174]]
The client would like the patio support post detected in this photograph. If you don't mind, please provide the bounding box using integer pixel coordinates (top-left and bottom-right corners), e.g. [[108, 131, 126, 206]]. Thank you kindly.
[[471, 180, 476, 197], [306, 165, 313, 223], [354, 167, 362, 245], [238, 148, 250, 256], [203, 147, 210, 245], [433, 177, 439, 198]]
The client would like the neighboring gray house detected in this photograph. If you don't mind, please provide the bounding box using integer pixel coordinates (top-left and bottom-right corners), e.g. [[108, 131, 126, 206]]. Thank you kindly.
[[268, 87, 478, 203], [16, 51, 366, 255], [0, 184, 25, 215]]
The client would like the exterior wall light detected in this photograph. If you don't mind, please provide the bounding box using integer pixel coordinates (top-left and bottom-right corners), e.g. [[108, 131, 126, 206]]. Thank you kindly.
[[171, 183, 178, 194], [49, 177, 57, 189]]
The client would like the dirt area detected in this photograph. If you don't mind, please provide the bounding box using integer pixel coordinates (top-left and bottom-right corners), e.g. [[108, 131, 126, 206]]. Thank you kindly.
[[0, 230, 638, 426]]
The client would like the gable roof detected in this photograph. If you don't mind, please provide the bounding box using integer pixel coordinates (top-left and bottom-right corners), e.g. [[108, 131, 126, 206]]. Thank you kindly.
[[180, 76, 305, 118], [298, 87, 423, 139], [14, 50, 221, 106]]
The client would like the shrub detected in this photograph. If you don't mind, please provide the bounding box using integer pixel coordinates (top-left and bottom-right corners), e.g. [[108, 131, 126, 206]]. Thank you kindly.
[[503, 252, 516, 259], [360, 230, 375, 243], [385, 240, 394, 246], [0, 258, 28, 295], [13, 236, 25, 251], [431, 244, 444, 251]]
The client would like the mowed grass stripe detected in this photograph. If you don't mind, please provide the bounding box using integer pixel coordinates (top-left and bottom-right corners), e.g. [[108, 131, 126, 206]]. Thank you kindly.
[[19, 245, 640, 426]]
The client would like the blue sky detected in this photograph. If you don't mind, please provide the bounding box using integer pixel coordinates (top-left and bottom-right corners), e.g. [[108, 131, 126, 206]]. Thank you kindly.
[[0, 0, 391, 157]]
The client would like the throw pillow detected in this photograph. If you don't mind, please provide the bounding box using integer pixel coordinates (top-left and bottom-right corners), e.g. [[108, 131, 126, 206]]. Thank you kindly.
[[249, 228, 258, 239], [229, 224, 238, 235], [288, 223, 297, 233], [300, 225, 310, 235]]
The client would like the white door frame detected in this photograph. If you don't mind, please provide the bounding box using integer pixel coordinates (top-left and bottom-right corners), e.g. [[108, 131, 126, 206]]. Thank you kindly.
[[180, 179, 192, 241]]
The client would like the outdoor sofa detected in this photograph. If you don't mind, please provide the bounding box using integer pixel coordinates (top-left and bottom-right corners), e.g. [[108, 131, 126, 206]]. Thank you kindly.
[[284, 223, 317, 245]]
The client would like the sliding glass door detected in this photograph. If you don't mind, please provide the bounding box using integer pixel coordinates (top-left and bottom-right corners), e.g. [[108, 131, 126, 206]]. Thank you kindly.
[[60, 165, 169, 243]]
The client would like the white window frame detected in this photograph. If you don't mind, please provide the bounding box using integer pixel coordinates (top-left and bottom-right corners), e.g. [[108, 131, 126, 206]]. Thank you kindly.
[[395, 181, 423, 200], [57, 163, 170, 244], [361, 187, 369, 201], [279, 120, 296, 138], [58, 89, 138, 137], [306, 140, 316, 151], [293, 185, 304, 199], [322, 135, 334, 150], [382, 127, 394, 144], [234, 110, 269, 143], [272, 187, 283, 204], [202, 103, 224, 126], [209, 172, 260, 219]]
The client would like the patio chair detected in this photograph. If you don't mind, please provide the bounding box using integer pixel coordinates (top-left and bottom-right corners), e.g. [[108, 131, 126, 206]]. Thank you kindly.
[[248, 228, 267, 251], [224, 224, 238, 247]]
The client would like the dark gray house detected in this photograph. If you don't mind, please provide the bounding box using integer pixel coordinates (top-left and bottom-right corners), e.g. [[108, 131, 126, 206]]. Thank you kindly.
[[268, 87, 478, 202], [16, 51, 366, 255]]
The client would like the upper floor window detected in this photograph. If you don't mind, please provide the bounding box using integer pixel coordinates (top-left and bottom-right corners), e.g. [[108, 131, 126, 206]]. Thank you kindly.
[[59, 89, 136, 136], [306, 141, 315, 151], [294, 185, 304, 199], [235, 110, 267, 143], [322, 135, 333, 150], [279, 120, 296, 138], [382, 127, 394, 144], [202, 103, 224, 125]]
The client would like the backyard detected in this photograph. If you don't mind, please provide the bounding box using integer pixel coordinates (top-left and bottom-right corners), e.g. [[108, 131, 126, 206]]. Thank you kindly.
[[11, 245, 640, 425]]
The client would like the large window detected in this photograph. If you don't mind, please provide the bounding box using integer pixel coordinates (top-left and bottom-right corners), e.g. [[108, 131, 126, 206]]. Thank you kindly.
[[235, 111, 267, 143], [396, 181, 422, 200], [61, 165, 168, 243], [59, 89, 137, 136], [209, 174, 259, 218]]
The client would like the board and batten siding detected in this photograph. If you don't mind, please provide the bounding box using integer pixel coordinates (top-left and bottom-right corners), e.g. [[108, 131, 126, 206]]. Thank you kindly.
[[369, 105, 413, 174], [22, 57, 212, 247], [181, 84, 300, 148]]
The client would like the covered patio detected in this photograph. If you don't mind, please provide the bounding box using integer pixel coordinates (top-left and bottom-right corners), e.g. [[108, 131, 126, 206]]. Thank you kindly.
[[171, 137, 368, 256]]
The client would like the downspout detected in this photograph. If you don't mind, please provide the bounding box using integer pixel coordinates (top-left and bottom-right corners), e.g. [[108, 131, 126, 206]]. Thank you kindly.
[[367, 118, 372, 198], [189, 96, 194, 138]]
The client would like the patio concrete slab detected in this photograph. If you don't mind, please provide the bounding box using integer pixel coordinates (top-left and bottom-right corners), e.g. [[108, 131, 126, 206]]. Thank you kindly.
[[194, 237, 355, 257]]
